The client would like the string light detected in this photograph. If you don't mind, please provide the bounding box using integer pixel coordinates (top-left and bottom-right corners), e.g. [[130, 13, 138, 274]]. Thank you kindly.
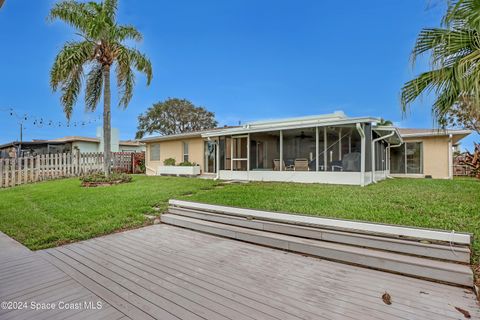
[[0, 107, 102, 130]]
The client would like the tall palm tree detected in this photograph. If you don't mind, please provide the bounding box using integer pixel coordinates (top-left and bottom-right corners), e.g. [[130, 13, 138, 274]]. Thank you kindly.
[[400, 0, 480, 126], [49, 0, 152, 175]]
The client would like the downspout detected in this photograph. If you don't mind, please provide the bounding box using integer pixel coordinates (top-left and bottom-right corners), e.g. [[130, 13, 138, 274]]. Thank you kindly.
[[356, 123, 365, 187], [371, 131, 395, 183], [448, 134, 453, 179], [386, 142, 403, 178]]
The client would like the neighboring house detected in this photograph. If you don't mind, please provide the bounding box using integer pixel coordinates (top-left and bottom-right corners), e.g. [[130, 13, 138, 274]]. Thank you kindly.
[[0, 128, 145, 158], [142, 112, 471, 186]]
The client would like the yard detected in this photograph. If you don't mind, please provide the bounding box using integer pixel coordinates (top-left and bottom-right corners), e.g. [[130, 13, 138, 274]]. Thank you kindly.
[[0, 176, 479, 265], [0, 176, 217, 250]]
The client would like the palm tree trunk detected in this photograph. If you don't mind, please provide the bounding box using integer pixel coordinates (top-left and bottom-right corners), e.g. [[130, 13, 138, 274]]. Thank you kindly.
[[103, 65, 112, 176]]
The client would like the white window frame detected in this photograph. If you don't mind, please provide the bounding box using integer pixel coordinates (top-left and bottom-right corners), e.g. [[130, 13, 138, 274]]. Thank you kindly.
[[182, 142, 189, 162], [231, 135, 248, 171]]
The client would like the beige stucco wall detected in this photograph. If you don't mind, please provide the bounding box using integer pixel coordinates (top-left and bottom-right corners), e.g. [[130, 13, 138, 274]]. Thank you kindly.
[[402, 136, 450, 179], [145, 137, 204, 175]]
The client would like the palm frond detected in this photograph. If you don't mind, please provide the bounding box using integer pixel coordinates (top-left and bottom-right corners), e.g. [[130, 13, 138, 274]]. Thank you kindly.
[[50, 40, 93, 90], [85, 63, 104, 111], [48, 1, 96, 35], [60, 65, 83, 120], [401, 67, 456, 111], [115, 25, 143, 42], [127, 47, 153, 85], [115, 46, 135, 108], [103, 0, 118, 21]]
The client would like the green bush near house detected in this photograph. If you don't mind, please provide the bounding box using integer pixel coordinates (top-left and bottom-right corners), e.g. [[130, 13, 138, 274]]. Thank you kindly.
[[163, 158, 176, 166], [178, 161, 197, 166]]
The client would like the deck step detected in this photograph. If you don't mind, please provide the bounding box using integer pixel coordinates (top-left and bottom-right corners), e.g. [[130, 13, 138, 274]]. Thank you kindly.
[[161, 213, 474, 287], [168, 200, 472, 245], [167, 207, 471, 263]]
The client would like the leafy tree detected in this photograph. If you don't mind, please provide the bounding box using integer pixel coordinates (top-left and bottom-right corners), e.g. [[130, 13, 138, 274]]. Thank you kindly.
[[442, 96, 480, 133], [400, 0, 480, 127], [136, 98, 218, 138], [49, 0, 152, 175]]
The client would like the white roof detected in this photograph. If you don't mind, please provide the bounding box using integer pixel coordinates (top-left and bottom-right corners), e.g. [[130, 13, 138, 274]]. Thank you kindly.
[[202, 112, 381, 137]]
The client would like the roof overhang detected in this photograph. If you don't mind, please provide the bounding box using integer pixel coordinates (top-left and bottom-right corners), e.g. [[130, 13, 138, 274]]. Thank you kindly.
[[202, 116, 381, 138], [141, 132, 203, 143]]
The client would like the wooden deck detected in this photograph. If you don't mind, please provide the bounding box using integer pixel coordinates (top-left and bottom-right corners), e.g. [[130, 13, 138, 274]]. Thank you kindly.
[[1, 225, 479, 319], [0, 232, 124, 320]]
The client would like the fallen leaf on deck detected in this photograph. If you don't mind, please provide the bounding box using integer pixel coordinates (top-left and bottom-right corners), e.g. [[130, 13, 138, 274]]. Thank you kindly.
[[382, 292, 392, 305], [454, 307, 471, 318]]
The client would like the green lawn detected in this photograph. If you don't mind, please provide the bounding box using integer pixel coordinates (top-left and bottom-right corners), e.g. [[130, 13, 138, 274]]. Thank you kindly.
[[186, 178, 480, 263], [0, 176, 217, 250]]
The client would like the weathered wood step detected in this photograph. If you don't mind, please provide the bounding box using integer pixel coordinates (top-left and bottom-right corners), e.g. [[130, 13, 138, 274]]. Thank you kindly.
[[167, 206, 471, 263], [168, 200, 472, 245], [161, 213, 474, 287]]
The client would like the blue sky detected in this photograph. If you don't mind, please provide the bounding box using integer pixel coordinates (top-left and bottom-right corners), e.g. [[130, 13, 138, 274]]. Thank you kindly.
[[0, 0, 477, 150]]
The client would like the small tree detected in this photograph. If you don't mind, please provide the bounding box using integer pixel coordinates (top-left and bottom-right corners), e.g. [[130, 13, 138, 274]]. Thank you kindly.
[[136, 98, 217, 138], [49, 0, 152, 175]]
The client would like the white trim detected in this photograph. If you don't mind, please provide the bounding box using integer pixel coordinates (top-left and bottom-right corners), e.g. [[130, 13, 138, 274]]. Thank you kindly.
[[400, 130, 471, 138], [448, 134, 453, 179], [279, 130, 283, 172], [356, 123, 366, 187], [323, 127, 327, 172], [315, 127, 319, 172]]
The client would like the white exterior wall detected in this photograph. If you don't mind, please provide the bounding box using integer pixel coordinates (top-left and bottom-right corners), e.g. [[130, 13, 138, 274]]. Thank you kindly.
[[218, 170, 365, 185], [71, 141, 100, 153]]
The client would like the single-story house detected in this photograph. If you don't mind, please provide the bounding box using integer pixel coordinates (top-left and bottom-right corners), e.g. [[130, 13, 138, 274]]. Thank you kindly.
[[141, 112, 471, 186], [0, 128, 145, 158]]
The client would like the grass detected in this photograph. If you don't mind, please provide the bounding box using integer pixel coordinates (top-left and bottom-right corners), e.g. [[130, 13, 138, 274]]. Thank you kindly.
[[1, 175, 479, 267], [186, 178, 480, 263], [0, 175, 217, 250]]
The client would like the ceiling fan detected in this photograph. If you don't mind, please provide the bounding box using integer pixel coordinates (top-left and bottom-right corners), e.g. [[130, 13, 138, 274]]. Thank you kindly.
[[295, 131, 313, 139]]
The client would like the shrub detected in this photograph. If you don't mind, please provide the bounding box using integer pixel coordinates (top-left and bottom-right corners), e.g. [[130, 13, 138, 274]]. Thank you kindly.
[[163, 158, 176, 166], [80, 172, 132, 184], [178, 161, 197, 166]]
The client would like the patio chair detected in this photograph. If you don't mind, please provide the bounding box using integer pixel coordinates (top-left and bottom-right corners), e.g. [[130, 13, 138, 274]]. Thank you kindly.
[[273, 159, 284, 171], [294, 158, 309, 171]]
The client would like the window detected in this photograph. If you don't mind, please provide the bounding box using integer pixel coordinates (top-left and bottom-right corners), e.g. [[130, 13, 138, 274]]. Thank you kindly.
[[150, 143, 160, 161], [182, 142, 189, 162]]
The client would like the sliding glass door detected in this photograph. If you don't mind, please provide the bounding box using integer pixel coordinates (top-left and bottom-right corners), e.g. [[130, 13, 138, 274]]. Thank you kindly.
[[390, 142, 423, 174]]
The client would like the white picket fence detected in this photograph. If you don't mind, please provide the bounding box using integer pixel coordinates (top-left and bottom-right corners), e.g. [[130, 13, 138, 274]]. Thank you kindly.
[[0, 152, 107, 188]]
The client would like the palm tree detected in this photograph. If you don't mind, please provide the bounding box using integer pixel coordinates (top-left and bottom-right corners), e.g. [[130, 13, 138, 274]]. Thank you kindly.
[[400, 0, 480, 126], [377, 118, 393, 126], [49, 0, 152, 175]]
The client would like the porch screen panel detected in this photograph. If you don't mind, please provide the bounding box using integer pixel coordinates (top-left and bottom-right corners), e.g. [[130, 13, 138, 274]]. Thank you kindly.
[[390, 144, 406, 173], [249, 131, 280, 170], [282, 128, 316, 171], [232, 136, 248, 171], [321, 126, 361, 172]]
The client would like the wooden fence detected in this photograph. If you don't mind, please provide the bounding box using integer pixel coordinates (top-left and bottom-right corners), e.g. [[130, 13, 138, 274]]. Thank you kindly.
[[0, 152, 135, 188]]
